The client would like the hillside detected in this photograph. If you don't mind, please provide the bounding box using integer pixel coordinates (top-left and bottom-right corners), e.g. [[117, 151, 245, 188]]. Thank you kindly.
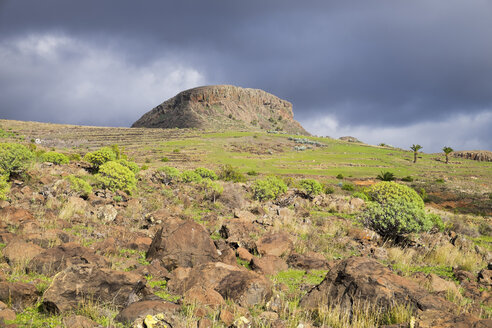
[[131, 85, 309, 135], [0, 119, 490, 327]]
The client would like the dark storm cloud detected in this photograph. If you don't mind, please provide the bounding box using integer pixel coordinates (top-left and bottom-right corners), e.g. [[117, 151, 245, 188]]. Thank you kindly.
[[0, 0, 491, 151]]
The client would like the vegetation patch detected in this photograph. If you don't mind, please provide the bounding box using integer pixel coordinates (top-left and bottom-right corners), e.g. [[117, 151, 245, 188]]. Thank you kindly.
[[96, 161, 137, 194], [252, 176, 288, 201], [40, 151, 70, 165]]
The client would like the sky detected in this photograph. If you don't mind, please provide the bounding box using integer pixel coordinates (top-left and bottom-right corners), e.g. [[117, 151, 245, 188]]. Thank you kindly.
[[0, 1, 491, 152]]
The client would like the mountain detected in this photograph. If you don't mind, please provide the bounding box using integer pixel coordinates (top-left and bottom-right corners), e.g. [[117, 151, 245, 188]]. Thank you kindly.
[[131, 85, 309, 135]]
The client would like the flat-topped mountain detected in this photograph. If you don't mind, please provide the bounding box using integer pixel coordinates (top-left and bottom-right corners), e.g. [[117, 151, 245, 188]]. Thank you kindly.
[[131, 85, 309, 135]]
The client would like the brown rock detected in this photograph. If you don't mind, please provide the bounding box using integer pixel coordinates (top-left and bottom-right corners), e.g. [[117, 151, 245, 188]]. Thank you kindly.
[[219, 218, 261, 251], [220, 309, 235, 326], [115, 300, 179, 324], [286, 252, 330, 270], [256, 232, 292, 257], [478, 269, 492, 287], [62, 315, 100, 328], [42, 264, 146, 313], [28, 243, 110, 275], [0, 282, 38, 312], [0, 207, 34, 229], [147, 219, 219, 271], [131, 85, 309, 135], [300, 257, 454, 313], [416, 273, 460, 295], [0, 309, 16, 322], [168, 262, 272, 307], [198, 318, 213, 328], [92, 237, 117, 255], [214, 240, 237, 266], [418, 309, 492, 328], [184, 286, 225, 308], [251, 255, 288, 275], [2, 240, 43, 265], [236, 247, 254, 262], [129, 237, 152, 251]]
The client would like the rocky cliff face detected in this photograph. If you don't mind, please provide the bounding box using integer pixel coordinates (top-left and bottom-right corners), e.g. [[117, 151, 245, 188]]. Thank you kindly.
[[452, 150, 492, 162], [131, 85, 309, 135]]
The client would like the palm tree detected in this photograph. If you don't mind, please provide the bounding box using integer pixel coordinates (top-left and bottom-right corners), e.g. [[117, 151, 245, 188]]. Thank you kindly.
[[410, 144, 422, 163], [442, 146, 453, 164]]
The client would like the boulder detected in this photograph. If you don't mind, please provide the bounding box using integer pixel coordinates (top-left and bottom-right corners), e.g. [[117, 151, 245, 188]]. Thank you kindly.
[[236, 247, 254, 262], [0, 281, 38, 312], [300, 257, 454, 313], [183, 286, 225, 308], [0, 207, 34, 229], [2, 239, 43, 265], [28, 243, 110, 275], [147, 219, 219, 271], [219, 219, 261, 251], [478, 269, 492, 287], [256, 232, 293, 257], [115, 300, 179, 324], [42, 264, 146, 313], [286, 252, 330, 270], [251, 255, 288, 275], [168, 262, 272, 307], [62, 315, 100, 328]]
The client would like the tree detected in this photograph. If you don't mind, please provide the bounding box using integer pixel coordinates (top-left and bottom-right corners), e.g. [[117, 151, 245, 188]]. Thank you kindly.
[[442, 146, 453, 164], [410, 144, 422, 163]]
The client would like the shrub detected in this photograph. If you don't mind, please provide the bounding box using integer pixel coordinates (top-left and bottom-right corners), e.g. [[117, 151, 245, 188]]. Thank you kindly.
[[69, 153, 82, 161], [181, 170, 203, 183], [401, 176, 414, 182], [161, 157, 169, 162], [376, 171, 395, 181], [247, 170, 258, 176], [299, 179, 323, 197], [66, 175, 92, 197], [194, 167, 218, 180], [360, 181, 442, 239], [40, 151, 69, 165], [0, 143, 34, 177], [341, 183, 355, 191], [84, 147, 117, 169], [336, 173, 344, 179], [324, 185, 335, 194], [116, 159, 140, 174], [252, 176, 288, 201], [368, 181, 424, 208], [352, 191, 369, 201], [96, 161, 136, 194], [156, 166, 181, 185], [0, 175, 11, 200], [218, 164, 246, 183], [201, 178, 224, 202]]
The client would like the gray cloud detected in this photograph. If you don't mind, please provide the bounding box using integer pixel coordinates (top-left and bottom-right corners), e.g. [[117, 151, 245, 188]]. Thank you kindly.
[[0, 0, 491, 151]]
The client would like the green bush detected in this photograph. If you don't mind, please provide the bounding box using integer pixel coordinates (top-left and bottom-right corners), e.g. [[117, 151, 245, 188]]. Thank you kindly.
[[96, 161, 136, 194], [0, 175, 11, 200], [352, 191, 369, 201], [156, 166, 181, 185], [324, 185, 335, 194], [218, 164, 246, 183], [69, 153, 82, 161], [367, 181, 424, 208], [116, 159, 140, 174], [84, 147, 117, 169], [0, 143, 34, 177], [252, 176, 288, 201], [161, 157, 169, 162], [336, 173, 344, 179], [360, 181, 442, 239], [40, 151, 69, 165], [247, 170, 258, 176], [341, 183, 355, 191], [299, 179, 323, 197], [66, 175, 92, 197], [181, 170, 203, 183], [194, 167, 218, 180], [201, 178, 224, 202]]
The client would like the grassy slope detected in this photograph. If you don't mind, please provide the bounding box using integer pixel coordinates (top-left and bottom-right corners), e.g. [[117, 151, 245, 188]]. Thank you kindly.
[[1, 119, 491, 190]]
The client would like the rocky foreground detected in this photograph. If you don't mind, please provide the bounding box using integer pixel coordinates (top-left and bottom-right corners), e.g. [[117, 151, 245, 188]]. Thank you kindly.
[[0, 160, 490, 327]]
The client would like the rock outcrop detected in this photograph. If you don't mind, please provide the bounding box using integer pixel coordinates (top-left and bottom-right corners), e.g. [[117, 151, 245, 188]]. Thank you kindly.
[[452, 150, 492, 162], [132, 85, 309, 135]]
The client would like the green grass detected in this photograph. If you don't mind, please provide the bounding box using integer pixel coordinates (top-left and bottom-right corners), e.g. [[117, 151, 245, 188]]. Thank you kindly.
[[472, 235, 492, 251], [272, 269, 327, 293]]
